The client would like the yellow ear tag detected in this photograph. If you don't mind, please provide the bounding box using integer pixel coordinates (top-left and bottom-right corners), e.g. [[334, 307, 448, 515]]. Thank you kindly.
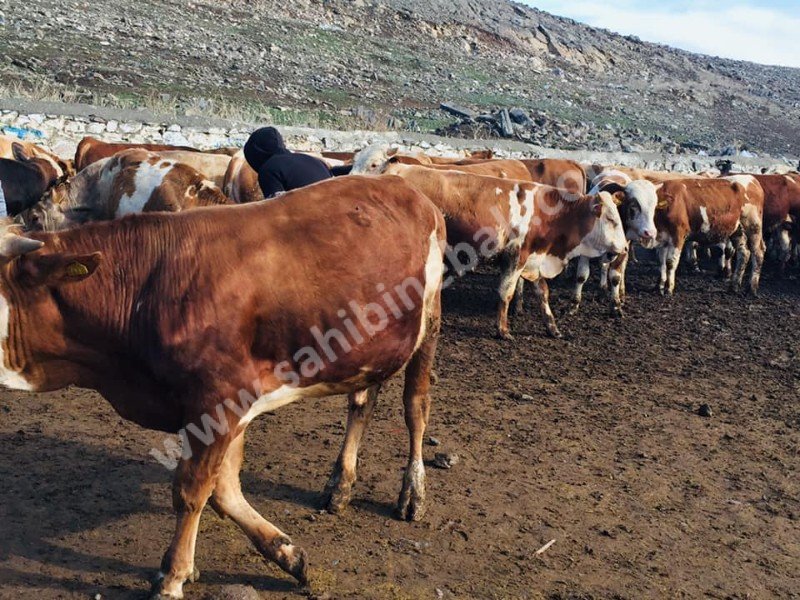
[[66, 262, 89, 277]]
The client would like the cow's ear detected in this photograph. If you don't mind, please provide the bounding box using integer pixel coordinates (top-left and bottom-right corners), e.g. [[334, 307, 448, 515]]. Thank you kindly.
[[612, 191, 626, 206], [592, 197, 604, 217], [387, 156, 400, 165], [656, 196, 669, 210], [20, 252, 102, 287], [11, 143, 32, 162]]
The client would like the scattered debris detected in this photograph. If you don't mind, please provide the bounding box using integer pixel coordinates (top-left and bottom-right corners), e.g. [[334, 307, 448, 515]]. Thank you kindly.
[[698, 404, 713, 418], [535, 539, 556, 556], [433, 452, 460, 469]]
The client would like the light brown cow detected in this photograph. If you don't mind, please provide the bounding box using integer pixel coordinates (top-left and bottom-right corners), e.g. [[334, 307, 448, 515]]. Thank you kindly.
[[21, 149, 231, 231], [654, 176, 765, 295], [155, 151, 232, 187], [222, 150, 264, 203], [519, 159, 587, 195], [378, 160, 627, 338], [420, 159, 533, 181], [0, 135, 75, 179], [0, 175, 445, 597]]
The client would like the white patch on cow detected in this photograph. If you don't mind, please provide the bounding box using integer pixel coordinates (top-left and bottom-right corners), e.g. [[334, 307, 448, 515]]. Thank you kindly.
[[699, 206, 711, 233], [625, 180, 659, 246], [117, 160, 173, 216], [240, 384, 321, 425], [588, 169, 632, 194], [0, 292, 33, 391], [413, 230, 445, 352], [507, 185, 534, 242], [725, 174, 755, 202], [495, 187, 503, 196]]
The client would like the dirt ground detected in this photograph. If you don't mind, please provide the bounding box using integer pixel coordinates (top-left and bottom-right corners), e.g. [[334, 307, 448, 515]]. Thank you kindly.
[[1, 255, 799, 600]]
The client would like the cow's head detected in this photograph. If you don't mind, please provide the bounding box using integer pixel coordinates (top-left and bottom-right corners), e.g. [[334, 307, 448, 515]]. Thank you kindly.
[[575, 192, 628, 260], [350, 145, 391, 174], [0, 223, 101, 391], [17, 182, 99, 232], [610, 180, 659, 248], [13, 142, 74, 181]]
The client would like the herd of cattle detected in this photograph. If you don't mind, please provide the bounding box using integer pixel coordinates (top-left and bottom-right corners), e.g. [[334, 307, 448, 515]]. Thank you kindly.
[[0, 133, 798, 598]]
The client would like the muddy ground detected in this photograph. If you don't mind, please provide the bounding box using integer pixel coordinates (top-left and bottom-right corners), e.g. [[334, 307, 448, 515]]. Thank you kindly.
[[1, 255, 799, 600]]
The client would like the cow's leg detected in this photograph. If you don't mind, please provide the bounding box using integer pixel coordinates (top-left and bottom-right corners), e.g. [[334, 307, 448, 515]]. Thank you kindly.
[[153, 433, 229, 599], [658, 246, 669, 295], [747, 227, 765, 295], [599, 259, 610, 293], [532, 278, 561, 338], [496, 251, 524, 340], [665, 244, 682, 295], [569, 256, 591, 315], [608, 250, 628, 317], [683, 242, 699, 272], [511, 277, 525, 316], [323, 386, 380, 513], [210, 433, 308, 585], [397, 304, 440, 522], [714, 242, 729, 278], [730, 229, 749, 293], [777, 227, 792, 276]]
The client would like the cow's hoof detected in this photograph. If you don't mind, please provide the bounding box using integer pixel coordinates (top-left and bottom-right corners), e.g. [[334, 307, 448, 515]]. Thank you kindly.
[[495, 330, 514, 341], [188, 567, 200, 583], [547, 328, 563, 339], [567, 304, 581, 316], [322, 469, 354, 514], [149, 573, 183, 600], [396, 461, 426, 522], [273, 539, 309, 586], [611, 308, 624, 319]]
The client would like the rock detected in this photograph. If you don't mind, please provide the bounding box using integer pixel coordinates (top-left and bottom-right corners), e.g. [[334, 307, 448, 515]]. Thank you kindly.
[[433, 452, 459, 469], [427, 436, 441, 446], [440, 102, 475, 120], [698, 404, 713, 418], [498, 109, 514, 137], [509, 108, 530, 125], [203, 584, 261, 600]]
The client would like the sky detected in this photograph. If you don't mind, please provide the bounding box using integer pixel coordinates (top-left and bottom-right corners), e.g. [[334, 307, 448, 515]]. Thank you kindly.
[[521, 1, 800, 68]]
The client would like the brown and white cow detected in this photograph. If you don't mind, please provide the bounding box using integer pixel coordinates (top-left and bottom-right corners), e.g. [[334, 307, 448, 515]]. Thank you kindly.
[[378, 160, 627, 338], [222, 150, 264, 203], [654, 176, 765, 295], [0, 175, 445, 597], [570, 170, 661, 316], [154, 151, 232, 187], [0, 135, 75, 179], [0, 145, 62, 215], [21, 149, 231, 231], [74, 136, 201, 171], [752, 173, 800, 274]]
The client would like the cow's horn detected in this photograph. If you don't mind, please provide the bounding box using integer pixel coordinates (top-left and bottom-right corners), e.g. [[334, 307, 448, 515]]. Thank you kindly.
[[0, 234, 44, 258]]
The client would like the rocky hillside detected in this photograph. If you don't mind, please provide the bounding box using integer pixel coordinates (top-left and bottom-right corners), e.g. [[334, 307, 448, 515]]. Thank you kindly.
[[2, 0, 800, 157]]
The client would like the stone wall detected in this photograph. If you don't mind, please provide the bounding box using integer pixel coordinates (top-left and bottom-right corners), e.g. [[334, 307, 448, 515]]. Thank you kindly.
[[0, 99, 792, 174]]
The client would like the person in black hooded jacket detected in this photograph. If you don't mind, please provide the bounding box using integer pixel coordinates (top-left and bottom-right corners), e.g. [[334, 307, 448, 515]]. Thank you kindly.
[[243, 127, 332, 198]]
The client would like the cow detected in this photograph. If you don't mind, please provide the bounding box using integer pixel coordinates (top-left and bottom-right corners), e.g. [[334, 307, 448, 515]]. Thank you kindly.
[[752, 174, 800, 274], [222, 150, 264, 203], [0, 144, 61, 215], [21, 149, 231, 231], [352, 146, 532, 181], [0, 174, 445, 598], [0, 135, 75, 179], [377, 159, 627, 338], [654, 176, 765, 295], [74, 137, 202, 171], [519, 159, 587, 195], [154, 151, 232, 187], [570, 170, 661, 316]]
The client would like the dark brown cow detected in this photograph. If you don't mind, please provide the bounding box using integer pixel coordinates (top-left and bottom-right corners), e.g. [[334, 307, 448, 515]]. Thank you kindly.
[[0, 175, 445, 597], [0, 145, 61, 215], [74, 136, 201, 171], [753, 174, 800, 273], [22, 149, 231, 231], [654, 175, 765, 295], [379, 160, 627, 338]]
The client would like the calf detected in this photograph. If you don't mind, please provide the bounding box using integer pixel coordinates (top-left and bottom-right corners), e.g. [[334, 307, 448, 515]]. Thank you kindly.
[[22, 149, 231, 231], [379, 160, 627, 338], [0, 175, 445, 598], [570, 171, 660, 316], [654, 176, 765, 295], [155, 151, 232, 187], [0, 144, 61, 215]]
